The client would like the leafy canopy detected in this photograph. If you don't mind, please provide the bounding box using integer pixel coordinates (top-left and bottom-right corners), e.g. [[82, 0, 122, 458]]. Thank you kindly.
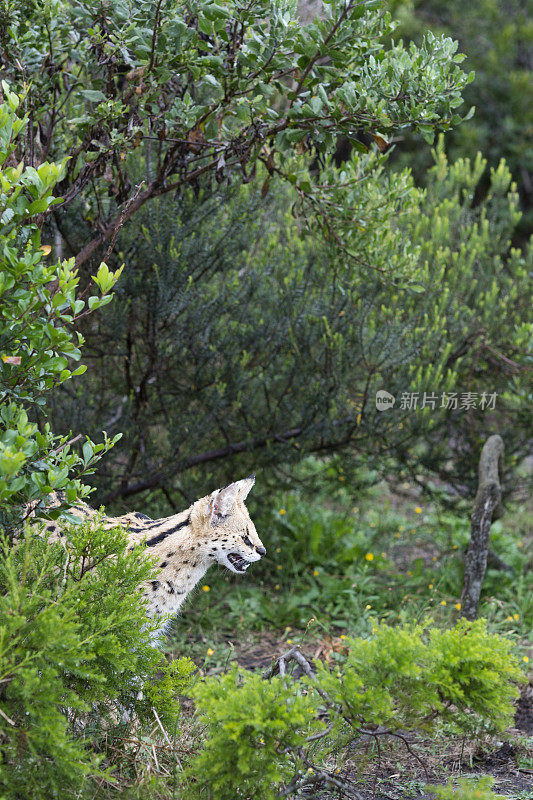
[[0, 0, 471, 273], [0, 87, 122, 531]]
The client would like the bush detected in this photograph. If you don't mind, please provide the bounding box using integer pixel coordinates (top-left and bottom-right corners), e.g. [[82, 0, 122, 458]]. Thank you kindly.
[[317, 618, 523, 737], [429, 776, 506, 799], [0, 519, 195, 799], [0, 86, 122, 534], [186, 667, 317, 800], [185, 619, 524, 799], [55, 142, 532, 509]]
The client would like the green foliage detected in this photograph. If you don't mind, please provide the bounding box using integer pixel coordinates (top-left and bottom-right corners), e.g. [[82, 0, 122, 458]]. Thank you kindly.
[[3, 0, 526, 503], [317, 619, 523, 736], [56, 137, 532, 507], [184, 619, 524, 799], [0, 519, 194, 800], [396, 143, 532, 488], [0, 0, 471, 268], [430, 621, 523, 732], [392, 0, 533, 236], [0, 91, 194, 800], [429, 776, 506, 800], [187, 667, 316, 799], [0, 88, 123, 531]]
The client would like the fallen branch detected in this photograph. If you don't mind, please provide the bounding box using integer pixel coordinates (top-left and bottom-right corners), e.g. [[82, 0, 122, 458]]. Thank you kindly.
[[262, 646, 316, 680]]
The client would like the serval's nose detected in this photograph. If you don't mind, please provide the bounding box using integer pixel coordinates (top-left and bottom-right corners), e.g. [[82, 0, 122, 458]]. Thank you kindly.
[[256, 546, 266, 556]]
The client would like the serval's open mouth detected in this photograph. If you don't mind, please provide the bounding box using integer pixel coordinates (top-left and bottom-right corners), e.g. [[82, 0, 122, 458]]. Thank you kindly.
[[227, 553, 251, 573]]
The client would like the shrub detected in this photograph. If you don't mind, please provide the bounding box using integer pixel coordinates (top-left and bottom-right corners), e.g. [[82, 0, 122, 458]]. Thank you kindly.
[[0, 86, 122, 534], [185, 619, 524, 798], [0, 519, 195, 799], [429, 776, 506, 799], [186, 666, 317, 800], [55, 142, 532, 510], [317, 619, 523, 737]]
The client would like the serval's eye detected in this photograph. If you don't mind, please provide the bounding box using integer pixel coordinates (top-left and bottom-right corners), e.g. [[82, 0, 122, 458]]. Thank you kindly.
[[242, 534, 252, 547]]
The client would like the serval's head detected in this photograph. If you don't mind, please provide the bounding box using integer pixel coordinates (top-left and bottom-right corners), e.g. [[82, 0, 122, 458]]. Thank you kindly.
[[191, 475, 265, 574]]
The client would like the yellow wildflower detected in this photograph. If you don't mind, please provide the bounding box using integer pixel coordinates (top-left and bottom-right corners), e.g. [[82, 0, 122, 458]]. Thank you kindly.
[[365, 604, 372, 610], [365, 553, 374, 561], [513, 613, 520, 621], [523, 656, 529, 663], [428, 584, 434, 590], [279, 509, 286, 515], [206, 648, 214, 656], [415, 507, 422, 514], [313, 570, 319, 576], [202, 585, 210, 592], [440, 600, 447, 606], [454, 603, 461, 611]]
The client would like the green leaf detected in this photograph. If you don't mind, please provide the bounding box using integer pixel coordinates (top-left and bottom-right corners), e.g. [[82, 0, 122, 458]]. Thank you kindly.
[[80, 89, 107, 103]]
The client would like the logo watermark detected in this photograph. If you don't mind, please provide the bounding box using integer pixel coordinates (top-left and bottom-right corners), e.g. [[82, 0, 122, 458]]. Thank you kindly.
[[375, 390, 396, 411], [375, 390, 498, 412]]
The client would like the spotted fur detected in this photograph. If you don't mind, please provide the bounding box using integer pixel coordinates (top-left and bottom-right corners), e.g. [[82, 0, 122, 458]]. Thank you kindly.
[[40, 476, 264, 635]]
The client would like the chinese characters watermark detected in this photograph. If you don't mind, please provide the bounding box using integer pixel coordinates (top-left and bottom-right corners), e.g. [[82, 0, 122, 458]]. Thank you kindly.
[[375, 390, 498, 412]]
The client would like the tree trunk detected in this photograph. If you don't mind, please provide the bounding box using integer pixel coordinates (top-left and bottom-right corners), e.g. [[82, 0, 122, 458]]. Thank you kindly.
[[460, 435, 504, 620]]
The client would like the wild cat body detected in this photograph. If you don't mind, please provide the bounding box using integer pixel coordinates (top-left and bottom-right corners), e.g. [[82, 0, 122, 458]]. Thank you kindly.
[[40, 476, 265, 630]]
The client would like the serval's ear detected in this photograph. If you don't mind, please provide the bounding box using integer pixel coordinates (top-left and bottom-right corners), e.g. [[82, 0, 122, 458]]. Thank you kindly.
[[208, 484, 239, 525], [235, 474, 255, 502], [208, 476, 255, 524]]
